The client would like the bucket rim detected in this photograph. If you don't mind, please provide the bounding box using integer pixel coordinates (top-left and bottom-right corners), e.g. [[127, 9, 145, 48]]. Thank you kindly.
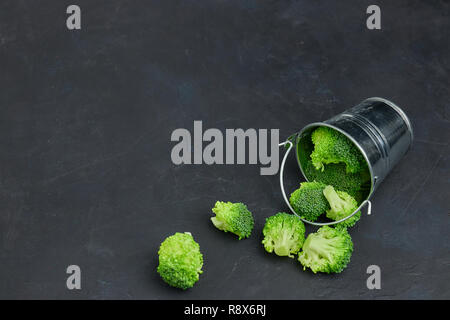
[[296, 122, 375, 200], [365, 97, 414, 145]]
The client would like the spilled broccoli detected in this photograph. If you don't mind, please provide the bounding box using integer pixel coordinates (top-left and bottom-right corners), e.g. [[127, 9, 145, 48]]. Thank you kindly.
[[310, 126, 365, 174], [298, 226, 353, 274], [289, 181, 329, 222], [157, 232, 203, 289], [211, 201, 254, 240], [323, 185, 361, 228], [262, 212, 306, 258]]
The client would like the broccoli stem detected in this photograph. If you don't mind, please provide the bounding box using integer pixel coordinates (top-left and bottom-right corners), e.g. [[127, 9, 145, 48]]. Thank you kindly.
[[273, 231, 290, 257], [305, 236, 335, 261], [323, 185, 347, 213], [211, 217, 226, 231]]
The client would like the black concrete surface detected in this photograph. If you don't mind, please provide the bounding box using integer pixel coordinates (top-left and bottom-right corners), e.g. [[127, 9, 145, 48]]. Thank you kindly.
[[0, 0, 449, 299]]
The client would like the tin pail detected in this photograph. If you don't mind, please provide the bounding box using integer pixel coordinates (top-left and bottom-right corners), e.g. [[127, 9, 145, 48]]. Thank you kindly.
[[279, 97, 414, 226]]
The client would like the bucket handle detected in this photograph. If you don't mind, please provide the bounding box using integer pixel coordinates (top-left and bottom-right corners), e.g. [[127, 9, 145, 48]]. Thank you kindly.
[[278, 140, 372, 226]]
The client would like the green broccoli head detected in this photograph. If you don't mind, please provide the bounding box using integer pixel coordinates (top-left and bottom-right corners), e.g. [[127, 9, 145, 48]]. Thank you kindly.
[[157, 232, 203, 289], [262, 212, 306, 258], [298, 226, 353, 274], [211, 201, 254, 240], [310, 126, 365, 174], [303, 160, 370, 201], [289, 181, 329, 222], [323, 185, 361, 228]]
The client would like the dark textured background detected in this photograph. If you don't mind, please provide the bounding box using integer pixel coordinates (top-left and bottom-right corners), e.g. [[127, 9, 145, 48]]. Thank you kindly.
[[0, 0, 449, 299]]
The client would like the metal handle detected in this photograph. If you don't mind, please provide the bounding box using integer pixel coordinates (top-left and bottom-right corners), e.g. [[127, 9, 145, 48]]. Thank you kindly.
[[278, 140, 372, 226]]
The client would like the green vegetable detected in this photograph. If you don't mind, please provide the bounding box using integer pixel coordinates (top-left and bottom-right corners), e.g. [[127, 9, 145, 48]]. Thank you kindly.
[[310, 126, 365, 174], [298, 226, 353, 274], [303, 160, 369, 201], [289, 181, 329, 222], [262, 212, 306, 258], [323, 185, 361, 228], [211, 201, 254, 240], [157, 232, 203, 289]]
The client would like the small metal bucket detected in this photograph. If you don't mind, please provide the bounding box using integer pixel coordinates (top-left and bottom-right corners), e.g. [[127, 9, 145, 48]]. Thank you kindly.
[[279, 97, 414, 226]]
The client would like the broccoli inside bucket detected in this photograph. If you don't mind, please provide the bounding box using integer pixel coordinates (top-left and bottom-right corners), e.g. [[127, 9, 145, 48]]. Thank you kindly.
[[297, 126, 371, 205]]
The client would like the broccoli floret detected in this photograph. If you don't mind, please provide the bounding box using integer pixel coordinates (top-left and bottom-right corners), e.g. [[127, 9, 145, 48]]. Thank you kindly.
[[310, 126, 365, 174], [323, 185, 361, 228], [211, 201, 254, 240], [262, 212, 306, 258], [289, 181, 329, 222], [157, 232, 203, 289], [298, 226, 353, 274], [303, 160, 370, 200]]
